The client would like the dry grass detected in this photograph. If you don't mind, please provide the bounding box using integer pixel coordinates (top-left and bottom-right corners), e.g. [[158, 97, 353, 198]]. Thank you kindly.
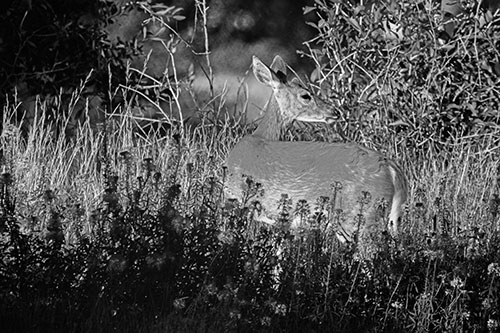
[[1, 80, 500, 332]]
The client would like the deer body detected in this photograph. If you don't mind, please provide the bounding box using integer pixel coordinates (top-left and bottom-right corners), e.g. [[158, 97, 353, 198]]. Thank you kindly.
[[224, 55, 407, 239]]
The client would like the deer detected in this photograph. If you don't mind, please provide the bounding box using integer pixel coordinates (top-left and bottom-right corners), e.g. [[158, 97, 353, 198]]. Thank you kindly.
[[224, 55, 407, 242]]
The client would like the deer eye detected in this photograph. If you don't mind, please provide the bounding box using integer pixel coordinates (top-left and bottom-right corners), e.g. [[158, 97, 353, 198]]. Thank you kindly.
[[299, 93, 312, 102]]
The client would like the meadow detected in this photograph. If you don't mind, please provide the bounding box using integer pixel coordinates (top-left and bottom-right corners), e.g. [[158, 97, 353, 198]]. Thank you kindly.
[[1, 1, 500, 332]]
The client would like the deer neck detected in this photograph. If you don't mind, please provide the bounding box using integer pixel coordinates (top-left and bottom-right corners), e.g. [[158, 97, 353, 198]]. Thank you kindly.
[[252, 95, 288, 141]]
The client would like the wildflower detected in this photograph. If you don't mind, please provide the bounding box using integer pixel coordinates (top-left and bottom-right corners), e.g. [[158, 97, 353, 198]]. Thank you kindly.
[[153, 171, 162, 183], [142, 157, 154, 173], [260, 316, 271, 326], [391, 301, 403, 309], [331, 181, 343, 192], [482, 298, 492, 310], [487, 319, 499, 330], [419, 292, 431, 300], [450, 277, 464, 289], [173, 297, 187, 310], [229, 310, 241, 320], [487, 263, 500, 277], [205, 283, 218, 296], [358, 191, 372, 205], [274, 303, 287, 316]]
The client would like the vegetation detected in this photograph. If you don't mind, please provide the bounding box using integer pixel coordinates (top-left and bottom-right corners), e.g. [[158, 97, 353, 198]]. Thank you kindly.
[[1, 0, 500, 332]]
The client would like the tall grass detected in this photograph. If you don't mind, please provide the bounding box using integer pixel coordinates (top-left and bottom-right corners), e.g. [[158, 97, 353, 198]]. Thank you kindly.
[[1, 77, 500, 332]]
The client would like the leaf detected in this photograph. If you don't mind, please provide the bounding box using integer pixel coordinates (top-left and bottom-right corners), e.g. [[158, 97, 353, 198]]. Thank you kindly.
[[304, 6, 316, 15], [353, 5, 365, 16], [347, 17, 361, 33], [310, 68, 320, 82], [306, 21, 319, 29], [388, 120, 409, 127]]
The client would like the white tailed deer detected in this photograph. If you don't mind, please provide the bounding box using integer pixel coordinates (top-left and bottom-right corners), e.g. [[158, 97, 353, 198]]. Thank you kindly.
[[224, 55, 407, 241]]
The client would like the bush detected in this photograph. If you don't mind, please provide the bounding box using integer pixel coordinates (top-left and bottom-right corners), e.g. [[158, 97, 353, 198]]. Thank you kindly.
[[305, 0, 500, 153]]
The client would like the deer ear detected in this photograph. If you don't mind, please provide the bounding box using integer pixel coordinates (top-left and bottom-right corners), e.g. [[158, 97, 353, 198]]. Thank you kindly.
[[253, 56, 281, 88], [270, 55, 288, 78]]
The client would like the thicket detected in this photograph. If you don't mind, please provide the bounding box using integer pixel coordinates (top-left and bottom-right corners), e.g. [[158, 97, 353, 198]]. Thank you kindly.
[[1, 0, 500, 332]]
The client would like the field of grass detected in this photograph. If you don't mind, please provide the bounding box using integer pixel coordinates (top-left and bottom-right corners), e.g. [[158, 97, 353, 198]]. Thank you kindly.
[[1, 84, 500, 332], [2, 1, 500, 332]]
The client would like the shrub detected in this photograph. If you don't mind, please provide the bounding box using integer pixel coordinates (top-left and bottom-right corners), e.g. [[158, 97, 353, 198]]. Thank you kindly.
[[305, 0, 500, 153]]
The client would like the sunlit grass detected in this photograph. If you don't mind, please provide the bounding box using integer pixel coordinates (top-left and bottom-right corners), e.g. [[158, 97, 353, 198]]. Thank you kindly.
[[1, 81, 500, 332]]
